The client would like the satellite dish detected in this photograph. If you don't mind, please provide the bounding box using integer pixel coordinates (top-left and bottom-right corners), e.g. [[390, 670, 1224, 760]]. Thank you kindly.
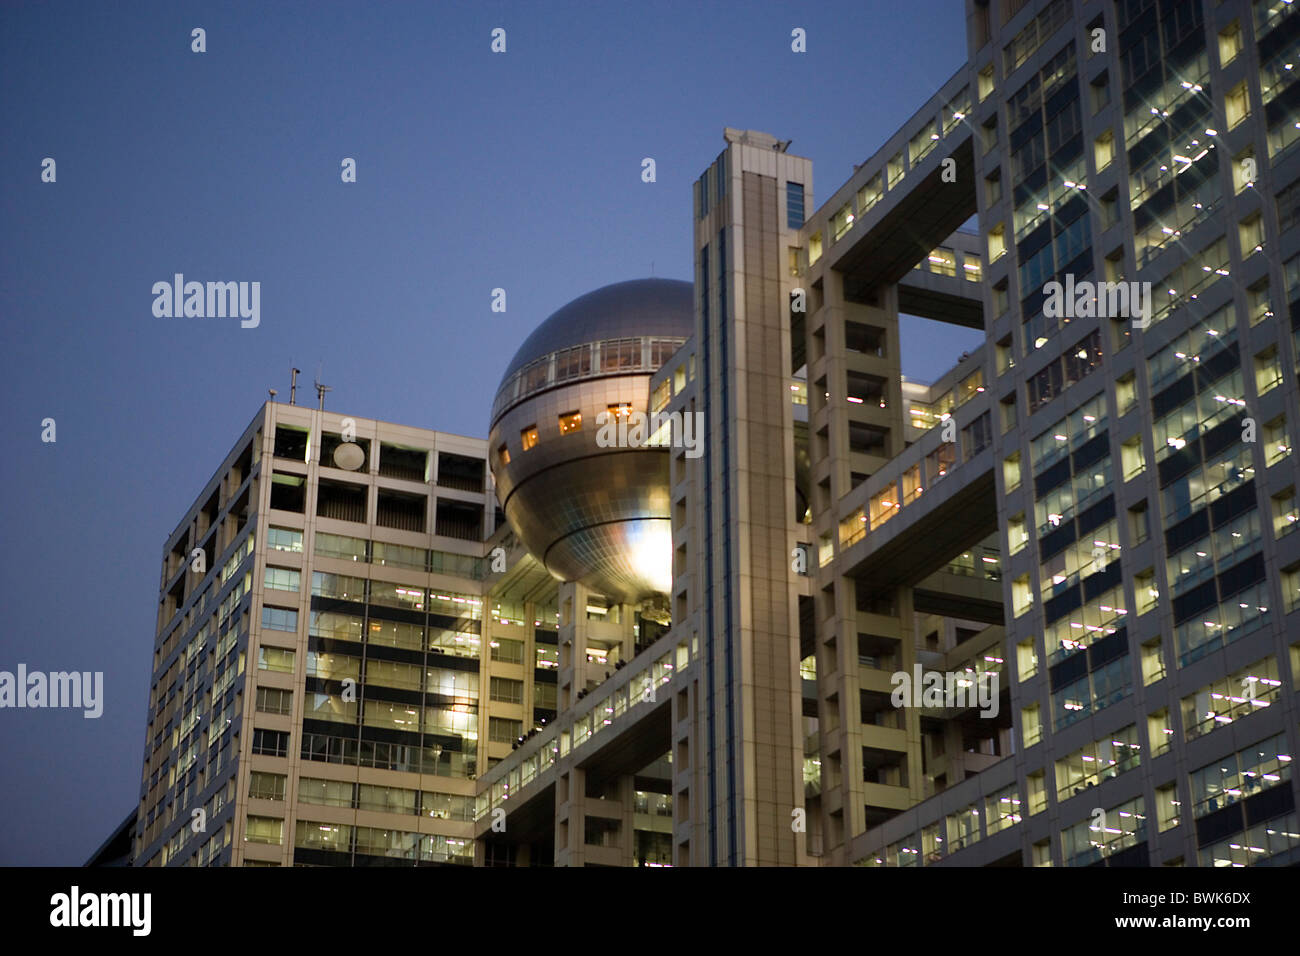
[[333, 442, 364, 471]]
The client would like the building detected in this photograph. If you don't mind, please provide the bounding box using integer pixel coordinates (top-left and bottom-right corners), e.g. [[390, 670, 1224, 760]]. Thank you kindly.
[[474, 0, 1300, 867], [85, 809, 136, 867], [133, 403, 506, 866], [136, 0, 1300, 867]]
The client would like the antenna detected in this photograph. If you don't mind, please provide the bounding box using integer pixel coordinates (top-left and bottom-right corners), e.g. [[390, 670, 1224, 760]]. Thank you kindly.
[[268, 388, 278, 401], [313, 366, 332, 411], [289, 368, 301, 405]]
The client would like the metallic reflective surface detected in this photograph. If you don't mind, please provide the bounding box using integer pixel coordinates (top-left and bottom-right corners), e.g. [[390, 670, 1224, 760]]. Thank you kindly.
[[489, 279, 693, 603]]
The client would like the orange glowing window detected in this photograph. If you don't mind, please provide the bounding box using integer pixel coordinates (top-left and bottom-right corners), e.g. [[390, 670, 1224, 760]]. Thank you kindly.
[[559, 411, 582, 434]]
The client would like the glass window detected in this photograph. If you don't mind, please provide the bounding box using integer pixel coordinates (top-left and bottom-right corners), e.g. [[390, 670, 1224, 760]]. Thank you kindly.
[[490, 676, 523, 704], [491, 637, 524, 664], [261, 606, 298, 633], [559, 410, 582, 434], [267, 527, 303, 553], [244, 815, 284, 845], [489, 716, 523, 743], [786, 182, 805, 229], [264, 567, 300, 593], [248, 771, 286, 801], [257, 646, 295, 674]]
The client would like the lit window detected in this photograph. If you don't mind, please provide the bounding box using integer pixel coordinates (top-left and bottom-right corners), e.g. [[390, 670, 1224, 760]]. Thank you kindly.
[[498, 444, 510, 466], [607, 403, 633, 420], [559, 411, 582, 434], [521, 426, 538, 451]]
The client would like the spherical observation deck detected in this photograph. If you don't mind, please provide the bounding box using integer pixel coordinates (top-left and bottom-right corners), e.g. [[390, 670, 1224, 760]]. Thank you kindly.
[[488, 279, 693, 603]]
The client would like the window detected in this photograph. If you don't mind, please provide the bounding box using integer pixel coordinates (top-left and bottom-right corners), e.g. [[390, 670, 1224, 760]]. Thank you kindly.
[[1008, 513, 1028, 554], [858, 174, 883, 215], [1226, 80, 1250, 129], [887, 152, 904, 188], [260, 607, 298, 633], [962, 412, 992, 460], [1155, 782, 1180, 832], [1094, 129, 1113, 171], [1234, 148, 1257, 193], [490, 677, 523, 704], [786, 182, 805, 230], [1003, 452, 1024, 489], [831, 202, 854, 241], [1255, 345, 1283, 395], [988, 223, 1006, 262], [1181, 659, 1282, 741], [1022, 703, 1042, 747], [1248, 281, 1273, 327], [257, 647, 295, 673], [986, 171, 1003, 206], [251, 729, 289, 757], [1017, 639, 1038, 681], [869, 483, 900, 530], [1218, 20, 1242, 65], [267, 527, 303, 553], [1263, 415, 1291, 466], [264, 567, 300, 593], [489, 717, 523, 743], [249, 771, 286, 802], [498, 444, 510, 466], [1273, 487, 1298, 537], [1115, 373, 1136, 416], [244, 815, 284, 845], [1240, 213, 1265, 258], [1060, 797, 1146, 866], [1054, 726, 1142, 800], [1189, 732, 1291, 818], [1121, 436, 1145, 480], [491, 638, 524, 664], [1135, 570, 1159, 618], [1013, 574, 1032, 617], [314, 532, 366, 562], [256, 686, 292, 716], [558, 411, 582, 435], [925, 442, 956, 484], [521, 426, 538, 451]]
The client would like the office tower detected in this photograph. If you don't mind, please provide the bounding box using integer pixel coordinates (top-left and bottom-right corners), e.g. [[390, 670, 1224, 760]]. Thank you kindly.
[[476, 0, 1300, 867], [134, 404, 500, 866]]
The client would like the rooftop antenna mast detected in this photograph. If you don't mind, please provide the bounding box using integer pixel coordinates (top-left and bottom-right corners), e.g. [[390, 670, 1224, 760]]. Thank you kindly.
[[289, 368, 301, 406], [313, 364, 332, 411]]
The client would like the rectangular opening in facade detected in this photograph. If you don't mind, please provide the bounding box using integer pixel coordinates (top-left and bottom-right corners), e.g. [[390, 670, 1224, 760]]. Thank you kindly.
[[435, 499, 483, 540], [273, 424, 309, 461], [438, 452, 485, 492], [377, 489, 427, 533], [269, 473, 306, 513], [379, 443, 428, 481], [317, 479, 367, 523]]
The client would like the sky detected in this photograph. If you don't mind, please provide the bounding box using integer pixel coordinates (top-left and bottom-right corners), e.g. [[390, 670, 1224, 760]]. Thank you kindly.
[[0, 0, 975, 865]]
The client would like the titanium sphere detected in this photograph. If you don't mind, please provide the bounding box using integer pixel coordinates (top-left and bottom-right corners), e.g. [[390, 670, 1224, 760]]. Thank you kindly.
[[488, 279, 693, 603]]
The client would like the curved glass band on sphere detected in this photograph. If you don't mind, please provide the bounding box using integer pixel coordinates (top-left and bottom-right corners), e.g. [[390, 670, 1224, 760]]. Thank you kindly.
[[488, 279, 694, 604]]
